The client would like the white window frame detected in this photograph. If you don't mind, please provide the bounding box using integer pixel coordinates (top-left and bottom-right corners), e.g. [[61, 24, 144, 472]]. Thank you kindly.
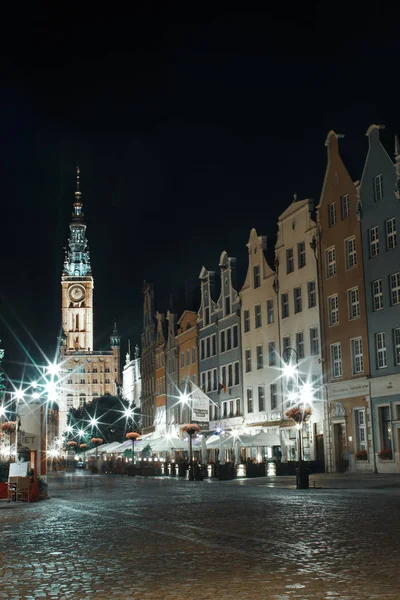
[[328, 202, 336, 227], [293, 286, 302, 314], [354, 408, 367, 451], [281, 293, 289, 318], [298, 241, 306, 268], [256, 345, 263, 370], [326, 246, 336, 278], [268, 341, 276, 366], [253, 265, 260, 289], [243, 309, 250, 333], [374, 173, 383, 202], [348, 287, 360, 320], [308, 280, 316, 308], [386, 217, 397, 251], [328, 294, 339, 326], [341, 194, 350, 219], [270, 383, 278, 410], [372, 279, 383, 311], [351, 337, 364, 374], [369, 226, 379, 258], [345, 236, 357, 270], [286, 248, 294, 274], [254, 304, 262, 328], [331, 342, 342, 378], [310, 327, 319, 356], [296, 331, 304, 359], [390, 272, 400, 305], [267, 299, 274, 324], [376, 332, 387, 369], [245, 349, 251, 373], [394, 328, 400, 366]]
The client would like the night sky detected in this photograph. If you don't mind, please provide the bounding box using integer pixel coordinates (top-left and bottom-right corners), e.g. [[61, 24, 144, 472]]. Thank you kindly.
[[0, 7, 398, 387]]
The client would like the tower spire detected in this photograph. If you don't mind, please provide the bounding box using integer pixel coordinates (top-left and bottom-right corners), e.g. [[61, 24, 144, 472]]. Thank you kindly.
[[75, 165, 81, 201]]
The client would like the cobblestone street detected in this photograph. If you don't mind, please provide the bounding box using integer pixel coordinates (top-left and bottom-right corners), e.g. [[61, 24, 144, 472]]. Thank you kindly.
[[1, 472, 400, 599]]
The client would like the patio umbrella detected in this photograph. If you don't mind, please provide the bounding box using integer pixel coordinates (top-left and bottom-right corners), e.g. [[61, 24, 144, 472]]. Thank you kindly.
[[151, 437, 186, 453]]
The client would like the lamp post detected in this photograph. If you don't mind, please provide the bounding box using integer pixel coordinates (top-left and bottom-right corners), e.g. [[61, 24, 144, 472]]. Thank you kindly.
[[179, 386, 197, 481], [282, 347, 310, 490]]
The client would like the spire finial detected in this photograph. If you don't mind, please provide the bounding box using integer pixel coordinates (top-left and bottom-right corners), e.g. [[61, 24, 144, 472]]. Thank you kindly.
[[293, 192, 297, 202], [75, 164, 82, 201]]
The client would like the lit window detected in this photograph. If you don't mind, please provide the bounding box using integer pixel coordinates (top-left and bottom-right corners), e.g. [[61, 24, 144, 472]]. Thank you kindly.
[[286, 248, 294, 274], [355, 409, 367, 451], [376, 332, 387, 369], [341, 194, 350, 219], [348, 287, 360, 320], [369, 226, 379, 258], [351, 337, 364, 374], [386, 217, 397, 251], [374, 173, 383, 201], [331, 343, 342, 378], [326, 247, 336, 278], [328, 295, 339, 326], [345, 237, 357, 270]]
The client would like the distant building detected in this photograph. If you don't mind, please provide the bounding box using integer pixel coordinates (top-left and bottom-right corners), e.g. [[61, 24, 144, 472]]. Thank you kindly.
[[155, 312, 167, 433], [141, 282, 156, 433], [359, 125, 400, 472], [173, 310, 198, 433], [122, 344, 141, 409], [58, 168, 120, 435], [165, 310, 179, 434], [317, 131, 372, 473], [198, 252, 243, 431]]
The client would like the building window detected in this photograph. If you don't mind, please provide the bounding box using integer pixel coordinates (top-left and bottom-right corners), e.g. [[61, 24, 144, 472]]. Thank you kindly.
[[223, 402, 228, 418], [393, 328, 400, 365], [244, 309, 250, 333], [307, 280, 316, 308], [348, 287, 360, 320], [254, 304, 262, 328], [374, 173, 383, 202], [267, 299, 274, 323], [204, 307, 210, 326], [228, 364, 233, 388], [281, 293, 289, 318], [207, 371, 212, 393], [270, 383, 278, 410], [68, 379, 72, 385], [296, 332, 304, 359], [331, 343, 342, 378], [369, 226, 379, 258], [328, 295, 339, 326], [226, 328, 232, 351], [386, 217, 397, 251], [310, 327, 319, 356], [253, 265, 260, 289], [311, 373, 322, 400], [105, 367, 111, 373], [192, 374, 197, 386], [80, 378, 85, 384], [328, 202, 336, 227], [220, 330, 226, 353], [192, 347, 196, 363], [256, 345, 263, 370], [282, 336, 291, 355], [247, 389, 253, 413], [221, 365, 227, 387], [345, 237, 357, 270], [245, 349, 251, 373], [181, 352, 185, 367], [372, 279, 383, 311], [258, 386, 265, 412], [105, 378, 110, 384], [236, 398, 241, 416], [186, 350, 190, 366], [268, 341, 276, 366], [376, 332, 387, 369], [326, 247, 336, 278], [378, 406, 392, 452], [351, 337, 364, 374], [211, 334, 216, 356], [206, 337, 211, 358], [233, 324, 239, 348], [355, 409, 367, 451], [234, 361, 240, 386], [341, 194, 350, 219], [225, 296, 231, 316], [298, 241, 306, 269], [293, 286, 302, 313], [286, 248, 294, 274], [92, 368, 98, 373], [390, 272, 400, 305]]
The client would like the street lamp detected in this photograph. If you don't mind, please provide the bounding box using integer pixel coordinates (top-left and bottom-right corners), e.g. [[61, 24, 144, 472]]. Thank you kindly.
[[282, 347, 310, 490], [13, 389, 24, 461], [179, 388, 196, 481]]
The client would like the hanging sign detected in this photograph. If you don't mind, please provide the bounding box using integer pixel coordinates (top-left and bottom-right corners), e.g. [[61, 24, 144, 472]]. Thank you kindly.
[[190, 387, 210, 431]]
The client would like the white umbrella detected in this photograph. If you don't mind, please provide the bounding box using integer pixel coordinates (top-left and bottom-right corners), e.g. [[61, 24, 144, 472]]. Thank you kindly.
[[151, 437, 186, 453]]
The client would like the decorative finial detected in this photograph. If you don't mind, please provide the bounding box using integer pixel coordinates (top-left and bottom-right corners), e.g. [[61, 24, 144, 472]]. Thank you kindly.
[[74, 164, 82, 201], [293, 193, 297, 202]]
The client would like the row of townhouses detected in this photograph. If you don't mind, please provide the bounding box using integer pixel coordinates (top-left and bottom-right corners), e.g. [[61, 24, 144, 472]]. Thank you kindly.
[[140, 125, 400, 474]]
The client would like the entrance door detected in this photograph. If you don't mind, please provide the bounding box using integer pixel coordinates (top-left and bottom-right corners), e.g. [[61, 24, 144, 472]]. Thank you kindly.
[[334, 423, 348, 472], [315, 434, 325, 471]]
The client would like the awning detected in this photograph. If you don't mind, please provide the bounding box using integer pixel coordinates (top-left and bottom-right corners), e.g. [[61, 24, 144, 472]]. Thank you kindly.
[[151, 437, 187, 452]]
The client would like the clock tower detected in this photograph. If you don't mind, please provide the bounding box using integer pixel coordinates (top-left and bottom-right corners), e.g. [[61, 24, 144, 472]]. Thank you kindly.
[[61, 166, 94, 352]]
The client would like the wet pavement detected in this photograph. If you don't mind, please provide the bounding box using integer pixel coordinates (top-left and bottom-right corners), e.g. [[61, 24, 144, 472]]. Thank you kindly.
[[1, 471, 400, 599]]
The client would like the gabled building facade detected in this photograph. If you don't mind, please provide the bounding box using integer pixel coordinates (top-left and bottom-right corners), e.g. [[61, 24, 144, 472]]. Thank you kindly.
[[317, 131, 372, 472], [275, 199, 324, 463], [198, 252, 243, 431], [155, 312, 167, 433], [141, 282, 156, 433], [240, 228, 280, 454], [165, 310, 179, 433], [122, 344, 142, 409], [172, 310, 198, 433], [359, 124, 400, 472]]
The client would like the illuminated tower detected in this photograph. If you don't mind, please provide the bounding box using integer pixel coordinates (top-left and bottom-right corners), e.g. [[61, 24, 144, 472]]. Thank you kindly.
[[61, 166, 94, 352]]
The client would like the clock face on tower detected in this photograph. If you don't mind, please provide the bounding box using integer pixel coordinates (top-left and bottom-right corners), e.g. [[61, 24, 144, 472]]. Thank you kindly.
[[69, 285, 85, 302]]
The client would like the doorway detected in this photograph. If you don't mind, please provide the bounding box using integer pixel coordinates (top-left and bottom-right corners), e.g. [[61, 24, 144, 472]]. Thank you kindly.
[[315, 434, 325, 471], [334, 423, 348, 472]]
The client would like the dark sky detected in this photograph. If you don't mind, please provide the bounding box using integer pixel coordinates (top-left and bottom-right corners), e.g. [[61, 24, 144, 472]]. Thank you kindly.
[[0, 6, 398, 387]]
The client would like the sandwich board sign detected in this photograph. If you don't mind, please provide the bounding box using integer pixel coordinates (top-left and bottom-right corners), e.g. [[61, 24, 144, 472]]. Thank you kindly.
[[9, 462, 29, 478]]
